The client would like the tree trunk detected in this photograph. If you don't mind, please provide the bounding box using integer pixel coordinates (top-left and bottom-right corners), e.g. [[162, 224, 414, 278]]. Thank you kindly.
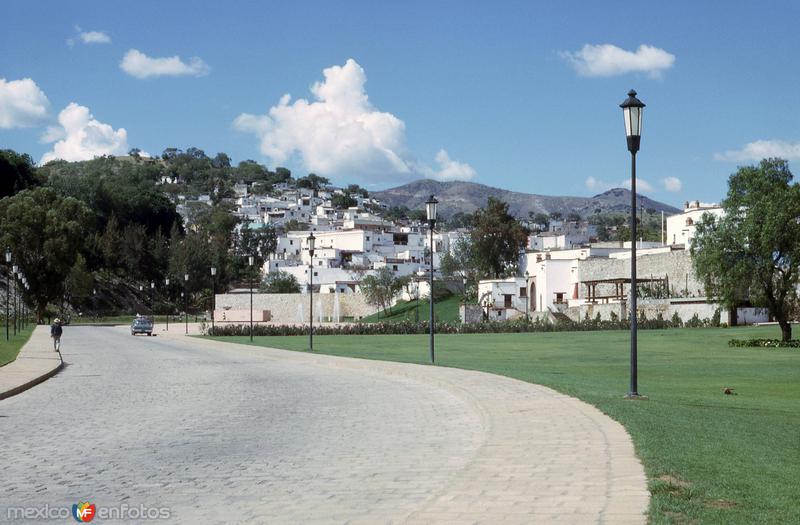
[[778, 318, 792, 342]]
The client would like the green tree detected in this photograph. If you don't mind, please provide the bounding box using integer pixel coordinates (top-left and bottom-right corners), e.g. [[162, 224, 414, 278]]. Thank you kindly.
[[296, 173, 330, 191], [64, 254, 94, 311], [691, 158, 800, 341], [0, 149, 42, 199], [471, 197, 529, 278], [259, 271, 301, 293], [439, 235, 478, 298], [331, 193, 357, 209], [529, 212, 550, 229], [0, 187, 92, 321], [360, 267, 408, 314]]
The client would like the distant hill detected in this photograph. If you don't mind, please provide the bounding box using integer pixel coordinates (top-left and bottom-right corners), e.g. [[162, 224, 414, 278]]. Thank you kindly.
[[372, 180, 681, 219]]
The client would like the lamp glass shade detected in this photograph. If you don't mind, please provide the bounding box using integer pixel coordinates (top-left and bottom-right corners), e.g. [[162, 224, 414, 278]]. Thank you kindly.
[[619, 89, 645, 139], [150, 282, 155, 288], [12, 265, 18, 273], [623, 106, 643, 138], [211, 267, 217, 276], [184, 273, 189, 281], [425, 195, 438, 222], [4, 249, 10, 263], [165, 278, 170, 286], [307, 233, 316, 251], [248, 256, 254, 266]]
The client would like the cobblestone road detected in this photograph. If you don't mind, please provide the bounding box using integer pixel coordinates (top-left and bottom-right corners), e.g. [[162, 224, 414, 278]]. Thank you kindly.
[[0, 327, 648, 524]]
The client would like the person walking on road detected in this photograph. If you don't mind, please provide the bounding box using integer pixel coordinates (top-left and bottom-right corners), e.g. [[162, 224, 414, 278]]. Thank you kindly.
[[51, 318, 63, 352]]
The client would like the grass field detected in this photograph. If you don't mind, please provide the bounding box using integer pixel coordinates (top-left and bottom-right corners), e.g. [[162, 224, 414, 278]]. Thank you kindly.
[[358, 295, 462, 323], [0, 325, 35, 366], [208, 325, 799, 524]]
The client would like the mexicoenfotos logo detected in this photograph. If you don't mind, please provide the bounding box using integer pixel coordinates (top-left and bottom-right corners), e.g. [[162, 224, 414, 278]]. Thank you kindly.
[[72, 501, 96, 522]]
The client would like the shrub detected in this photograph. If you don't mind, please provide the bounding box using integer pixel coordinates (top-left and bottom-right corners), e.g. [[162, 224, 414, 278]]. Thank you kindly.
[[671, 311, 683, 327], [728, 339, 800, 348]]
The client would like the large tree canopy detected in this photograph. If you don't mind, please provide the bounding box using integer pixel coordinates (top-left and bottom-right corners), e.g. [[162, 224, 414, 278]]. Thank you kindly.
[[0, 187, 92, 320], [0, 149, 42, 199], [471, 197, 529, 278], [692, 158, 800, 341]]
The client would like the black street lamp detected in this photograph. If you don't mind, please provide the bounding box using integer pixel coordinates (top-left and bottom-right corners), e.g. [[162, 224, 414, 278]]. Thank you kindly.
[[12, 264, 18, 335], [150, 281, 155, 330], [248, 256, 254, 342], [525, 270, 531, 322], [210, 266, 217, 332], [426, 195, 438, 364], [184, 273, 189, 334], [307, 232, 316, 351], [5, 247, 10, 340], [620, 89, 645, 399], [164, 278, 170, 331]]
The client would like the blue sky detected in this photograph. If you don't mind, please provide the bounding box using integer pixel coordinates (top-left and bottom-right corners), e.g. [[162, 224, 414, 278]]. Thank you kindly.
[[2, 0, 799, 207]]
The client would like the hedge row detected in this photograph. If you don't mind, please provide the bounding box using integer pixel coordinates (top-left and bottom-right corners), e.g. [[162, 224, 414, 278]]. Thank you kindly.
[[728, 339, 800, 348], [204, 314, 718, 337]]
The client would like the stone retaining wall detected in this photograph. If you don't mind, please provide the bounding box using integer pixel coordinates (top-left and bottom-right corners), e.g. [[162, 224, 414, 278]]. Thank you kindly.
[[214, 293, 378, 324]]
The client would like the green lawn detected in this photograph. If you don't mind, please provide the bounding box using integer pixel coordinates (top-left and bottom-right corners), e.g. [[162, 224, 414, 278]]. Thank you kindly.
[[0, 325, 35, 366], [207, 325, 799, 524], [359, 295, 462, 323]]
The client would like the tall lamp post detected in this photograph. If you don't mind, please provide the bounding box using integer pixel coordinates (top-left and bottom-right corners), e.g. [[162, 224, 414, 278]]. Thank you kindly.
[[5, 248, 10, 340], [307, 232, 316, 351], [150, 281, 155, 330], [525, 270, 531, 322], [620, 89, 645, 399], [426, 195, 438, 364], [248, 256, 254, 342], [12, 264, 18, 335], [210, 266, 217, 332], [164, 278, 170, 331], [184, 273, 189, 334]]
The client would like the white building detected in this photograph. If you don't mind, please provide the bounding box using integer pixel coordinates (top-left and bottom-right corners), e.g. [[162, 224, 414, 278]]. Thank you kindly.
[[666, 200, 724, 248]]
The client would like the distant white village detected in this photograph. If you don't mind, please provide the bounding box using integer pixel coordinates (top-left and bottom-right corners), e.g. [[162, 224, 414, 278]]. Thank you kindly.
[[173, 179, 762, 326]]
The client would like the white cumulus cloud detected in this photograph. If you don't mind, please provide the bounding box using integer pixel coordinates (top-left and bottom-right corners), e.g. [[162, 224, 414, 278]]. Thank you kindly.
[[234, 58, 475, 183], [662, 176, 682, 192], [80, 30, 111, 44], [40, 102, 129, 164], [120, 49, 210, 79], [713, 140, 800, 162], [0, 78, 50, 128], [561, 44, 675, 78]]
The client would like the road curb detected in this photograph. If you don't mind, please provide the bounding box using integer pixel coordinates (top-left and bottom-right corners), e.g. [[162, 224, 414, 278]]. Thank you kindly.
[[0, 358, 64, 400]]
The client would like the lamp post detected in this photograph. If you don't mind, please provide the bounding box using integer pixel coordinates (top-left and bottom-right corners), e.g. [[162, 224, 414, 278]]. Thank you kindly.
[[210, 266, 217, 332], [150, 281, 155, 330], [184, 273, 189, 334], [248, 256, 254, 342], [12, 264, 18, 335], [426, 195, 438, 364], [620, 89, 645, 399], [5, 248, 10, 340], [415, 277, 420, 324], [307, 232, 316, 351], [165, 278, 170, 331], [525, 270, 531, 322]]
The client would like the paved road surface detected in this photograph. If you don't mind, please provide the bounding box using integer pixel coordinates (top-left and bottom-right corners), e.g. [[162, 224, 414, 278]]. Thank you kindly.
[[0, 327, 648, 524]]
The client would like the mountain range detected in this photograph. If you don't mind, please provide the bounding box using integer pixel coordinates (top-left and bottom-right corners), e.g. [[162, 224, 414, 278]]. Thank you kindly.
[[372, 180, 681, 219]]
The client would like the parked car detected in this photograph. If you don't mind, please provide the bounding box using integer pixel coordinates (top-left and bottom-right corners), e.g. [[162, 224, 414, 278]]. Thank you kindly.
[[131, 317, 154, 336]]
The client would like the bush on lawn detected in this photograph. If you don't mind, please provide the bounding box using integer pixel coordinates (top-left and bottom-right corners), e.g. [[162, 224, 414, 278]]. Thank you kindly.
[[728, 339, 800, 348]]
